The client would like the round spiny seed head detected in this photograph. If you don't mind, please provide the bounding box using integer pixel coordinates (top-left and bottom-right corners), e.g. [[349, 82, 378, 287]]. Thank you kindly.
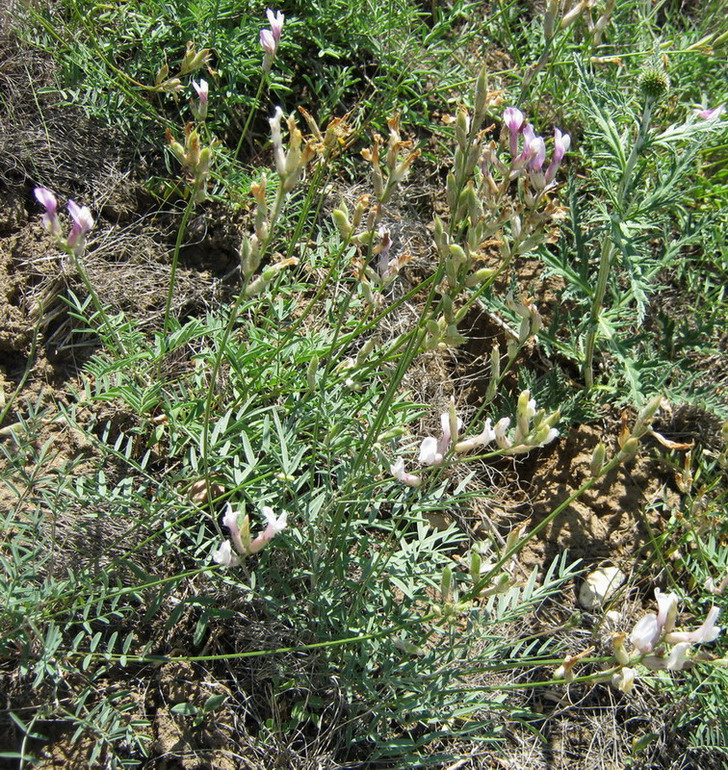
[[639, 67, 670, 100]]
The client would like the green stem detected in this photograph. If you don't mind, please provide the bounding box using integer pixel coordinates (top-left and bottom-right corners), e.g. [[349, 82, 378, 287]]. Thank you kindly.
[[519, 34, 555, 105], [0, 302, 44, 429], [162, 191, 199, 334], [234, 73, 267, 161], [69, 250, 128, 358]]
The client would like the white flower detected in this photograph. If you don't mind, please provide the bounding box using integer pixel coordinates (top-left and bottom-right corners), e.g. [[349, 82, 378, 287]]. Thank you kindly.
[[494, 417, 512, 449], [655, 589, 678, 634], [455, 419, 495, 453], [418, 435, 443, 466], [630, 613, 661, 653], [247, 506, 288, 554], [666, 642, 692, 671], [213, 540, 241, 567], [611, 666, 636, 694], [262, 505, 288, 537], [666, 606, 722, 645]]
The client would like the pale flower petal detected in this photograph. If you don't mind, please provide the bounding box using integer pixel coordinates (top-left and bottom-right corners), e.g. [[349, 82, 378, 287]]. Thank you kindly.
[[611, 666, 636, 694], [391, 458, 422, 487], [666, 606, 722, 645], [666, 642, 692, 671], [630, 613, 661, 653], [418, 436, 443, 466], [213, 540, 241, 567]]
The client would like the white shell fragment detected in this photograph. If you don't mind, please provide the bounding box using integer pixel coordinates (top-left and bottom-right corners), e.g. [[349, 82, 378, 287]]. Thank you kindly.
[[579, 567, 626, 610]]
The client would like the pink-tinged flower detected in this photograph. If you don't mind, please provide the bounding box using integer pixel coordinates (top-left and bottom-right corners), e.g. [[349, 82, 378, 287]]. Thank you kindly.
[[266, 8, 284, 41], [666, 606, 722, 645], [391, 457, 422, 487], [695, 104, 725, 121], [222, 503, 247, 556], [213, 539, 241, 567], [191, 79, 209, 121], [666, 642, 691, 671], [503, 107, 524, 156], [260, 28, 277, 55], [66, 199, 94, 255], [455, 418, 495, 453], [248, 506, 288, 553], [544, 128, 571, 184], [630, 612, 661, 653], [528, 136, 546, 172], [34, 186, 62, 236], [221, 503, 287, 557], [418, 411, 462, 466]]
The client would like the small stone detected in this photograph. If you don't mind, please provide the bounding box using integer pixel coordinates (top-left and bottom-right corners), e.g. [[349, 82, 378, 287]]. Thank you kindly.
[[579, 567, 626, 610], [604, 609, 622, 630]]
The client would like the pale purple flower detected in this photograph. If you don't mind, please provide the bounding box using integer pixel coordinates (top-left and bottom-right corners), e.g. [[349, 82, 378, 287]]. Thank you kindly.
[[66, 199, 94, 255], [266, 8, 284, 41], [503, 107, 524, 156], [695, 104, 725, 121], [191, 79, 209, 121], [630, 613, 661, 653], [666, 642, 692, 671], [260, 28, 277, 55], [544, 128, 571, 184], [248, 506, 288, 553], [391, 457, 422, 488], [528, 136, 546, 172], [666, 606, 722, 645], [34, 186, 61, 236], [515, 123, 537, 165]]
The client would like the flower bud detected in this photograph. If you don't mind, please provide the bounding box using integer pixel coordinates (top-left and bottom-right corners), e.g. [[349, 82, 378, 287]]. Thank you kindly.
[[590, 443, 606, 477], [465, 267, 496, 287], [617, 437, 640, 463], [332, 208, 352, 239], [440, 565, 453, 604]]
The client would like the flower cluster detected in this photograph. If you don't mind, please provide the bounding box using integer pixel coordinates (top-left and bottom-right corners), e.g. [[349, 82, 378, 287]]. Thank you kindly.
[[391, 391, 559, 487], [34, 187, 94, 256], [213, 503, 288, 567], [239, 108, 314, 282], [166, 123, 215, 202], [500, 107, 571, 192], [260, 8, 284, 71], [609, 590, 722, 693]]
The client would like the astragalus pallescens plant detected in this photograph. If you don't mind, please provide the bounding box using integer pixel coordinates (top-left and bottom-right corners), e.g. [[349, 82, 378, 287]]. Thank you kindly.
[[424, 75, 571, 351]]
